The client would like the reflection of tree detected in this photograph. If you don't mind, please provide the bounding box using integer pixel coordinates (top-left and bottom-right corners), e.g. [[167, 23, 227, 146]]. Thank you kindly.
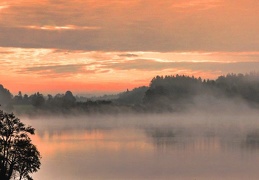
[[148, 128, 176, 138], [146, 127, 251, 152], [146, 128, 179, 149], [245, 130, 259, 149]]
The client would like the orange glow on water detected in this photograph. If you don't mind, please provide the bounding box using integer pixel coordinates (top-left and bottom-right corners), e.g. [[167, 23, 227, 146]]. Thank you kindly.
[[30, 129, 152, 157]]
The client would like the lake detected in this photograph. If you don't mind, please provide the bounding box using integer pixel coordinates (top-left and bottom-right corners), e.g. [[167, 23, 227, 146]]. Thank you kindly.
[[24, 113, 259, 180]]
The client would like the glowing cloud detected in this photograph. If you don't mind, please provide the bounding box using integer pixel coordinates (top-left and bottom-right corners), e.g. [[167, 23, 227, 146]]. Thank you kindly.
[[23, 25, 101, 31], [172, 0, 222, 10], [1, 47, 259, 94], [0, 5, 9, 11], [0, 0, 258, 94], [0, 0, 259, 51]]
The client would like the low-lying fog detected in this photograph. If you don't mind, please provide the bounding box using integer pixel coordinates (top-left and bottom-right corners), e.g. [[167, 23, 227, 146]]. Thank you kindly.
[[24, 99, 259, 180]]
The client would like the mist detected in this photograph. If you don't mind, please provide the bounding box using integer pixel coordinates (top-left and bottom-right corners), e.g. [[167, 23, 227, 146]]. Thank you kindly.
[[21, 97, 259, 180]]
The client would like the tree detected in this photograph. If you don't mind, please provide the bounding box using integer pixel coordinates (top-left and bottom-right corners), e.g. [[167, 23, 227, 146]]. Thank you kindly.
[[116, 86, 148, 105], [0, 85, 12, 107], [63, 91, 76, 108], [29, 92, 45, 108], [13, 91, 23, 105], [0, 108, 41, 180]]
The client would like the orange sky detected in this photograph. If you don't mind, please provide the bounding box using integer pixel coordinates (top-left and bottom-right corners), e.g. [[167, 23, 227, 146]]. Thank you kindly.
[[1, 0, 259, 95]]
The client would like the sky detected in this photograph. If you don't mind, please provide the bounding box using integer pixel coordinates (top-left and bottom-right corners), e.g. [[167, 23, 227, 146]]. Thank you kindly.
[[1, 0, 259, 95]]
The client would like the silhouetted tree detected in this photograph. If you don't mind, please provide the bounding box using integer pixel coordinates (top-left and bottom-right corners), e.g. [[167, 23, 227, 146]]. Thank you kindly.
[[13, 91, 23, 105], [23, 94, 30, 105], [63, 91, 76, 108], [116, 86, 148, 105], [143, 75, 203, 110], [14, 139, 40, 180], [0, 108, 41, 180], [0, 85, 12, 107], [29, 92, 45, 108]]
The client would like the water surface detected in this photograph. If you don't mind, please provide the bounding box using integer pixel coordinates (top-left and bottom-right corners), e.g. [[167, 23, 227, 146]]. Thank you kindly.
[[25, 114, 259, 180]]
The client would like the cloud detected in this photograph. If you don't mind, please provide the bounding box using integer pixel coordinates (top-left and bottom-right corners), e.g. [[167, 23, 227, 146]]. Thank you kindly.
[[19, 64, 96, 77], [23, 25, 101, 31], [2, 46, 259, 93], [104, 58, 259, 75], [1, 47, 259, 79], [172, 0, 223, 8], [172, 0, 222, 11], [1, 46, 259, 95], [0, 0, 259, 51], [104, 59, 169, 70], [0, 26, 100, 50], [0, 5, 9, 11], [118, 53, 139, 58], [0, 50, 13, 54]]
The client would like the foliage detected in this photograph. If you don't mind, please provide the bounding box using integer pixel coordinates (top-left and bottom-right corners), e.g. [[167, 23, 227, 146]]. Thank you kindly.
[[144, 75, 202, 102], [0, 85, 12, 108], [0, 108, 41, 180], [143, 73, 259, 111], [116, 86, 148, 105], [143, 75, 203, 111], [29, 92, 45, 108]]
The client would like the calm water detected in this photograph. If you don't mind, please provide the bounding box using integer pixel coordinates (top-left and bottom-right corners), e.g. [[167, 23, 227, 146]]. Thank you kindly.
[[24, 113, 259, 180]]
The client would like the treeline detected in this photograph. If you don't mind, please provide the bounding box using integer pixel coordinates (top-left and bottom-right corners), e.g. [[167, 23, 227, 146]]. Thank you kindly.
[[1, 73, 259, 115], [144, 73, 259, 111]]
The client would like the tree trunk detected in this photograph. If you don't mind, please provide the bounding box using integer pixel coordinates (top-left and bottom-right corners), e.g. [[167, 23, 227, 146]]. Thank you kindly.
[[7, 163, 14, 180]]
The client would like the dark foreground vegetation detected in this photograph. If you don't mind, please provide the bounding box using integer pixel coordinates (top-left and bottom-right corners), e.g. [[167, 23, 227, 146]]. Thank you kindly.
[[0, 108, 41, 180], [1, 73, 259, 115]]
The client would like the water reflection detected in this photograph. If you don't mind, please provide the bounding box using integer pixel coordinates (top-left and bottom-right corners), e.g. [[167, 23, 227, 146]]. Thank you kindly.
[[244, 130, 259, 150], [23, 116, 259, 180], [32, 128, 152, 157], [146, 127, 259, 152]]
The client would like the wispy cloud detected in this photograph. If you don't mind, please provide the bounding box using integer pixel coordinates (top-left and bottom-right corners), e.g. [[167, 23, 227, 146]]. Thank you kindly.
[[103, 58, 259, 73], [1, 47, 259, 93], [0, 50, 13, 54], [172, 0, 222, 10], [23, 25, 101, 31], [0, 5, 9, 11], [118, 53, 139, 58], [2, 47, 259, 73], [0, 0, 258, 51], [19, 64, 96, 78], [24, 64, 85, 73]]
